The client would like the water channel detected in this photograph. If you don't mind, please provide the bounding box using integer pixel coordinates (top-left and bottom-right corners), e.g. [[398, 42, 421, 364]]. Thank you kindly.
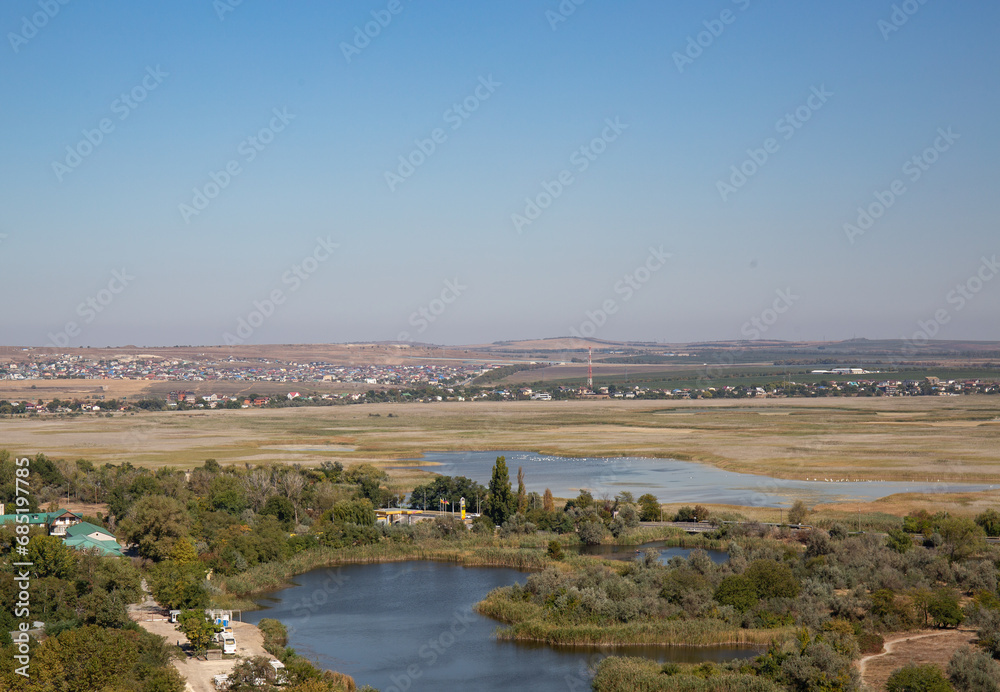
[[396, 450, 995, 508]]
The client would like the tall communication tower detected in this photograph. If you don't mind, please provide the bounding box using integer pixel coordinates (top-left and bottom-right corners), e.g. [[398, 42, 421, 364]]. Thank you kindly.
[[587, 347, 593, 389]]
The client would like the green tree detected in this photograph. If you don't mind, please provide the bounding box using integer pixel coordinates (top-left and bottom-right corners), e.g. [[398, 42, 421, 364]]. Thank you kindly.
[[28, 534, 78, 579], [123, 495, 191, 561], [208, 474, 248, 515], [638, 493, 660, 522], [886, 663, 952, 692], [974, 509, 1000, 538], [178, 609, 221, 656], [516, 466, 527, 514], [147, 561, 209, 610], [939, 517, 987, 562], [407, 475, 487, 512], [929, 589, 965, 628], [169, 536, 198, 565], [330, 498, 375, 526], [745, 559, 800, 600], [714, 575, 758, 612], [262, 495, 296, 527], [577, 519, 605, 545], [887, 528, 914, 553], [485, 456, 515, 526], [787, 500, 809, 525], [546, 540, 564, 561]]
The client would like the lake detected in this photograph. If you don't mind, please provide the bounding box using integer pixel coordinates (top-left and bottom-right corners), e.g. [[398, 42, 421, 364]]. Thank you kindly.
[[244, 561, 757, 691], [395, 450, 995, 508]]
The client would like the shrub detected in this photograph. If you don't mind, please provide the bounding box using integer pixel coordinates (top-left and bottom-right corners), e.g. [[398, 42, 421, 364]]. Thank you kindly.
[[578, 520, 605, 545], [974, 510, 1000, 538], [546, 540, 563, 561], [828, 523, 849, 540], [887, 528, 914, 554], [929, 589, 965, 628], [975, 608, 1000, 658], [257, 618, 289, 658], [948, 645, 1000, 692], [714, 575, 757, 613], [787, 500, 809, 525], [885, 663, 952, 692], [856, 630, 884, 655], [745, 559, 800, 600]]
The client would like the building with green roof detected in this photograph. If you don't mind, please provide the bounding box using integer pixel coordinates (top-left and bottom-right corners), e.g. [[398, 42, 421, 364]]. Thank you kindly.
[[62, 522, 124, 557], [0, 510, 124, 557]]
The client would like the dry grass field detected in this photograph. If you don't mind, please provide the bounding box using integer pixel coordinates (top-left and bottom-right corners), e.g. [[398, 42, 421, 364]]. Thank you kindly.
[[1, 396, 997, 480], [858, 629, 978, 691]]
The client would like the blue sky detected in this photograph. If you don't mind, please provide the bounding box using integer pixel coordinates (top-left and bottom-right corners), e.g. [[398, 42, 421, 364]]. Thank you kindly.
[[1, 0, 998, 347]]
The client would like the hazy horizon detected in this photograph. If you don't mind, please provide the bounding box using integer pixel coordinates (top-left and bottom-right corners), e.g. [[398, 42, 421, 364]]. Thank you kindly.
[[2, 1, 998, 347]]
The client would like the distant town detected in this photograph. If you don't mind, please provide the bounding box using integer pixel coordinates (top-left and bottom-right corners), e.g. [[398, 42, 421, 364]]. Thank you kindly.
[[0, 352, 996, 415]]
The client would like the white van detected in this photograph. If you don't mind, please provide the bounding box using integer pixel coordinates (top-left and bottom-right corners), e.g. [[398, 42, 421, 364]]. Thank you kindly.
[[216, 632, 236, 655]]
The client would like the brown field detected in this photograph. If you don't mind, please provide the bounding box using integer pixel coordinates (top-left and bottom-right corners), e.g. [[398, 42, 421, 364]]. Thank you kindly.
[[0, 378, 383, 402], [1, 396, 998, 491]]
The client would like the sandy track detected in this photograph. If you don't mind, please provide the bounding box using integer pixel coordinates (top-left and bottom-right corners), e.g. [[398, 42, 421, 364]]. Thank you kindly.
[[130, 582, 273, 692], [857, 629, 977, 690]]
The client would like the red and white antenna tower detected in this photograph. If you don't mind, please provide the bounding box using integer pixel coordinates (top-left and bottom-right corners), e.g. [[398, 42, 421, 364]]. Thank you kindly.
[[587, 347, 593, 389]]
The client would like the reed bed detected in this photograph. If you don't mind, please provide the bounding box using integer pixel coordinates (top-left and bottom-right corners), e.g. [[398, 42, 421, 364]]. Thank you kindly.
[[476, 590, 786, 647], [592, 657, 784, 692]]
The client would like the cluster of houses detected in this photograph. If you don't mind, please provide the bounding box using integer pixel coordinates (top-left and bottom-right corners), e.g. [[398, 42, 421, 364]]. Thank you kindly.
[[2, 353, 486, 386], [0, 506, 124, 557]]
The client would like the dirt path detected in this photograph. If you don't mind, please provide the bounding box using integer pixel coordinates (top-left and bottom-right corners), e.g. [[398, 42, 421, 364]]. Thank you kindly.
[[857, 629, 977, 691], [129, 582, 274, 692]]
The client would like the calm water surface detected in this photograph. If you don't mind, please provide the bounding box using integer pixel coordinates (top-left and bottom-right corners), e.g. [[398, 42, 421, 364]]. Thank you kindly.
[[396, 450, 994, 508], [245, 562, 757, 691]]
